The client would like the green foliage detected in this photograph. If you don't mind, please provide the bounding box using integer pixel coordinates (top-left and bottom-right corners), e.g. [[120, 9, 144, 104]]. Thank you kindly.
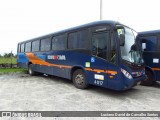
[[3, 53, 15, 58], [0, 68, 27, 73], [0, 57, 17, 64]]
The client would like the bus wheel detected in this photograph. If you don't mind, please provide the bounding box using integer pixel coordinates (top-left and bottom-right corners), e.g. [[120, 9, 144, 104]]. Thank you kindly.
[[28, 64, 36, 76], [141, 69, 153, 86], [72, 69, 88, 89]]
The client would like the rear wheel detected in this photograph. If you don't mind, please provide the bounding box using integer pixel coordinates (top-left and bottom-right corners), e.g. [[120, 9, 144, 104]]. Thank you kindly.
[[28, 64, 36, 76], [140, 69, 154, 86], [72, 69, 88, 89]]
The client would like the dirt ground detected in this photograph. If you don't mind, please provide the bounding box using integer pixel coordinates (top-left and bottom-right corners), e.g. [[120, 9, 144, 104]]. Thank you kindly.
[[0, 73, 160, 120]]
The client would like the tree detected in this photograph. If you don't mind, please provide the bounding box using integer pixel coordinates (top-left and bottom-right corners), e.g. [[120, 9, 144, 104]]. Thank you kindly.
[[3, 53, 14, 58]]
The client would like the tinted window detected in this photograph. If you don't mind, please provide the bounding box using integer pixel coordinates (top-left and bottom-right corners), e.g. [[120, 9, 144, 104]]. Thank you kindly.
[[52, 34, 66, 50], [68, 32, 78, 49], [68, 30, 89, 49], [40, 38, 51, 51], [18, 44, 21, 52], [32, 40, 40, 52], [92, 32, 109, 59], [78, 29, 89, 49], [21, 43, 25, 52], [25, 42, 31, 52]]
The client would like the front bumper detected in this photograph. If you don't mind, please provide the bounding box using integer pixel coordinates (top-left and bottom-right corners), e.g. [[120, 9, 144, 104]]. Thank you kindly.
[[124, 75, 146, 90]]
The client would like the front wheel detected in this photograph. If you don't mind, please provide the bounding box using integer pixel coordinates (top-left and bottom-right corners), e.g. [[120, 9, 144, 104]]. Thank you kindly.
[[140, 69, 154, 86], [28, 64, 36, 76], [72, 69, 88, 89]]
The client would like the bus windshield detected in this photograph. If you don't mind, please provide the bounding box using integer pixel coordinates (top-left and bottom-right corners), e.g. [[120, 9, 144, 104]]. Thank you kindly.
[[117, 27, 142, 64]]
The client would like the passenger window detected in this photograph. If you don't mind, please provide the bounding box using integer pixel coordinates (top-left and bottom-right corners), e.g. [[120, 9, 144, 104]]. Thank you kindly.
[[52, 34, 66, 50], [68, 32, 78, 49], [21, 44, 25, 52], [78, 29, 89, 49], [18, 44, 21, 52], [92, 32, 109, 59], [40, 38, 51, 51], [25, 42, 31, 52], [68, 30, 89, 49], [32, 40, 40, 52]]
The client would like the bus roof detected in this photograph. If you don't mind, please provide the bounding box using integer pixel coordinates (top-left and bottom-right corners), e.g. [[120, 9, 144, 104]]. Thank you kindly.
[[138, 30, 160, 36], [18, 20, 124, 44]]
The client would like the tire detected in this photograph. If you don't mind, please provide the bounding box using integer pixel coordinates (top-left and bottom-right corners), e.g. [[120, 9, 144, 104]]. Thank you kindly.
[[72, 69, 88, 89], [28, 64, 36, 76], [140, 69, 154, 86]]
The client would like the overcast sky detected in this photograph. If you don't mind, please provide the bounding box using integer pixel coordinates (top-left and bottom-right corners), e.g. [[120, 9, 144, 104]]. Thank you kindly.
[[0, 0, 160, 55]]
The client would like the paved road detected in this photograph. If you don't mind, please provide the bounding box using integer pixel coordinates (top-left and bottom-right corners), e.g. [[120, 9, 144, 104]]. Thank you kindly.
[[0, 73, 159, 120]]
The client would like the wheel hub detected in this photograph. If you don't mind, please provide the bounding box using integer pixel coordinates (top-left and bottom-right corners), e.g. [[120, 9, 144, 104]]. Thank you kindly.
[[75, 74, 84, 85]]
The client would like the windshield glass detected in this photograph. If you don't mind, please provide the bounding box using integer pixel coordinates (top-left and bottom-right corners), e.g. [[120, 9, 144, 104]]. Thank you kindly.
[[117, 27, 143, 64]]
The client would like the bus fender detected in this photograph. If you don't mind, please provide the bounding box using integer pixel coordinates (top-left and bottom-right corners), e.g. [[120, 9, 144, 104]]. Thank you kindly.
[[145, 66, 156, 81], [70, 66, 86, 79], [27, 62, 33, 69]]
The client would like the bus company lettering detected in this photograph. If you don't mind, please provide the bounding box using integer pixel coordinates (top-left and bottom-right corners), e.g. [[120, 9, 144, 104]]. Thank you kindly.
[[48, 55, 66, 60]]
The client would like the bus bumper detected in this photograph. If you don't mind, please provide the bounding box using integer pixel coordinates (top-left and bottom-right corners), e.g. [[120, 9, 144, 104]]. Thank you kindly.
[[124, 75, 146, 90]]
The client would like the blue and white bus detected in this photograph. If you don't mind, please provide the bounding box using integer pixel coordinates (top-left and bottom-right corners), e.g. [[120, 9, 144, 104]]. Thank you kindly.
[[17, 21, 145, 90], [137, 30, 160, 85]]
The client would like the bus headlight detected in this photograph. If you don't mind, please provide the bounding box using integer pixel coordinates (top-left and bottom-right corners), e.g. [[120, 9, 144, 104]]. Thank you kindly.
[[121, 68, 133, 79]]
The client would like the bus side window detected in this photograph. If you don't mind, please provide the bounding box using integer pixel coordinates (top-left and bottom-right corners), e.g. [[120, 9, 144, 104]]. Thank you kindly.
[[52, 34, 66, 50], [18, 44, 21, 53], [21, 43, 25, 53], [78, 29, 89, 49], [25, 42, 31, 52], [68, 32, 78, 49], [110, 33, 116, 64], [92, 32, 109, 60], [32, 40, 40, 52], [68, 29, 89, 50], [40, 38, 51, 51]]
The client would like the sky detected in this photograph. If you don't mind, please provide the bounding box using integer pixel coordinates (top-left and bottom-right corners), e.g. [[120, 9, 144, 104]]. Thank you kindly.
[[0, 0, 160, 55]]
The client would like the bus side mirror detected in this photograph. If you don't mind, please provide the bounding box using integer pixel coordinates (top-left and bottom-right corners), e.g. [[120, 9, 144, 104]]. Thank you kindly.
[[142, 43, 146, 51], [120, 34, 125, 46]]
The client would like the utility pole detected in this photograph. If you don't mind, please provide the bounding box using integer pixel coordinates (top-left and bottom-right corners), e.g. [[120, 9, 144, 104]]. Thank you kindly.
[[11, 50, 12, 68], [100, 0, 102, 20]]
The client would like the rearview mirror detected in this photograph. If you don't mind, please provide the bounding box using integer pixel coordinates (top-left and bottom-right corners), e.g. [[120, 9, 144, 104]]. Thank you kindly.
[[142, 43, 146, 51], [120, 34, 125, 46]]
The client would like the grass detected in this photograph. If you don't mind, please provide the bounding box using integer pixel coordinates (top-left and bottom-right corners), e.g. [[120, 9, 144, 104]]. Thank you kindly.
[[0, 57, 27, 73], [0, 68, 27, 73], [0, 57, 17, 64]]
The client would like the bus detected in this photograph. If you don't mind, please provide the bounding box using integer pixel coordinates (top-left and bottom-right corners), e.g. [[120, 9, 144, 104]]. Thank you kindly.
[[17, 20, 145, 91], [137, 30, 160, 85]]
